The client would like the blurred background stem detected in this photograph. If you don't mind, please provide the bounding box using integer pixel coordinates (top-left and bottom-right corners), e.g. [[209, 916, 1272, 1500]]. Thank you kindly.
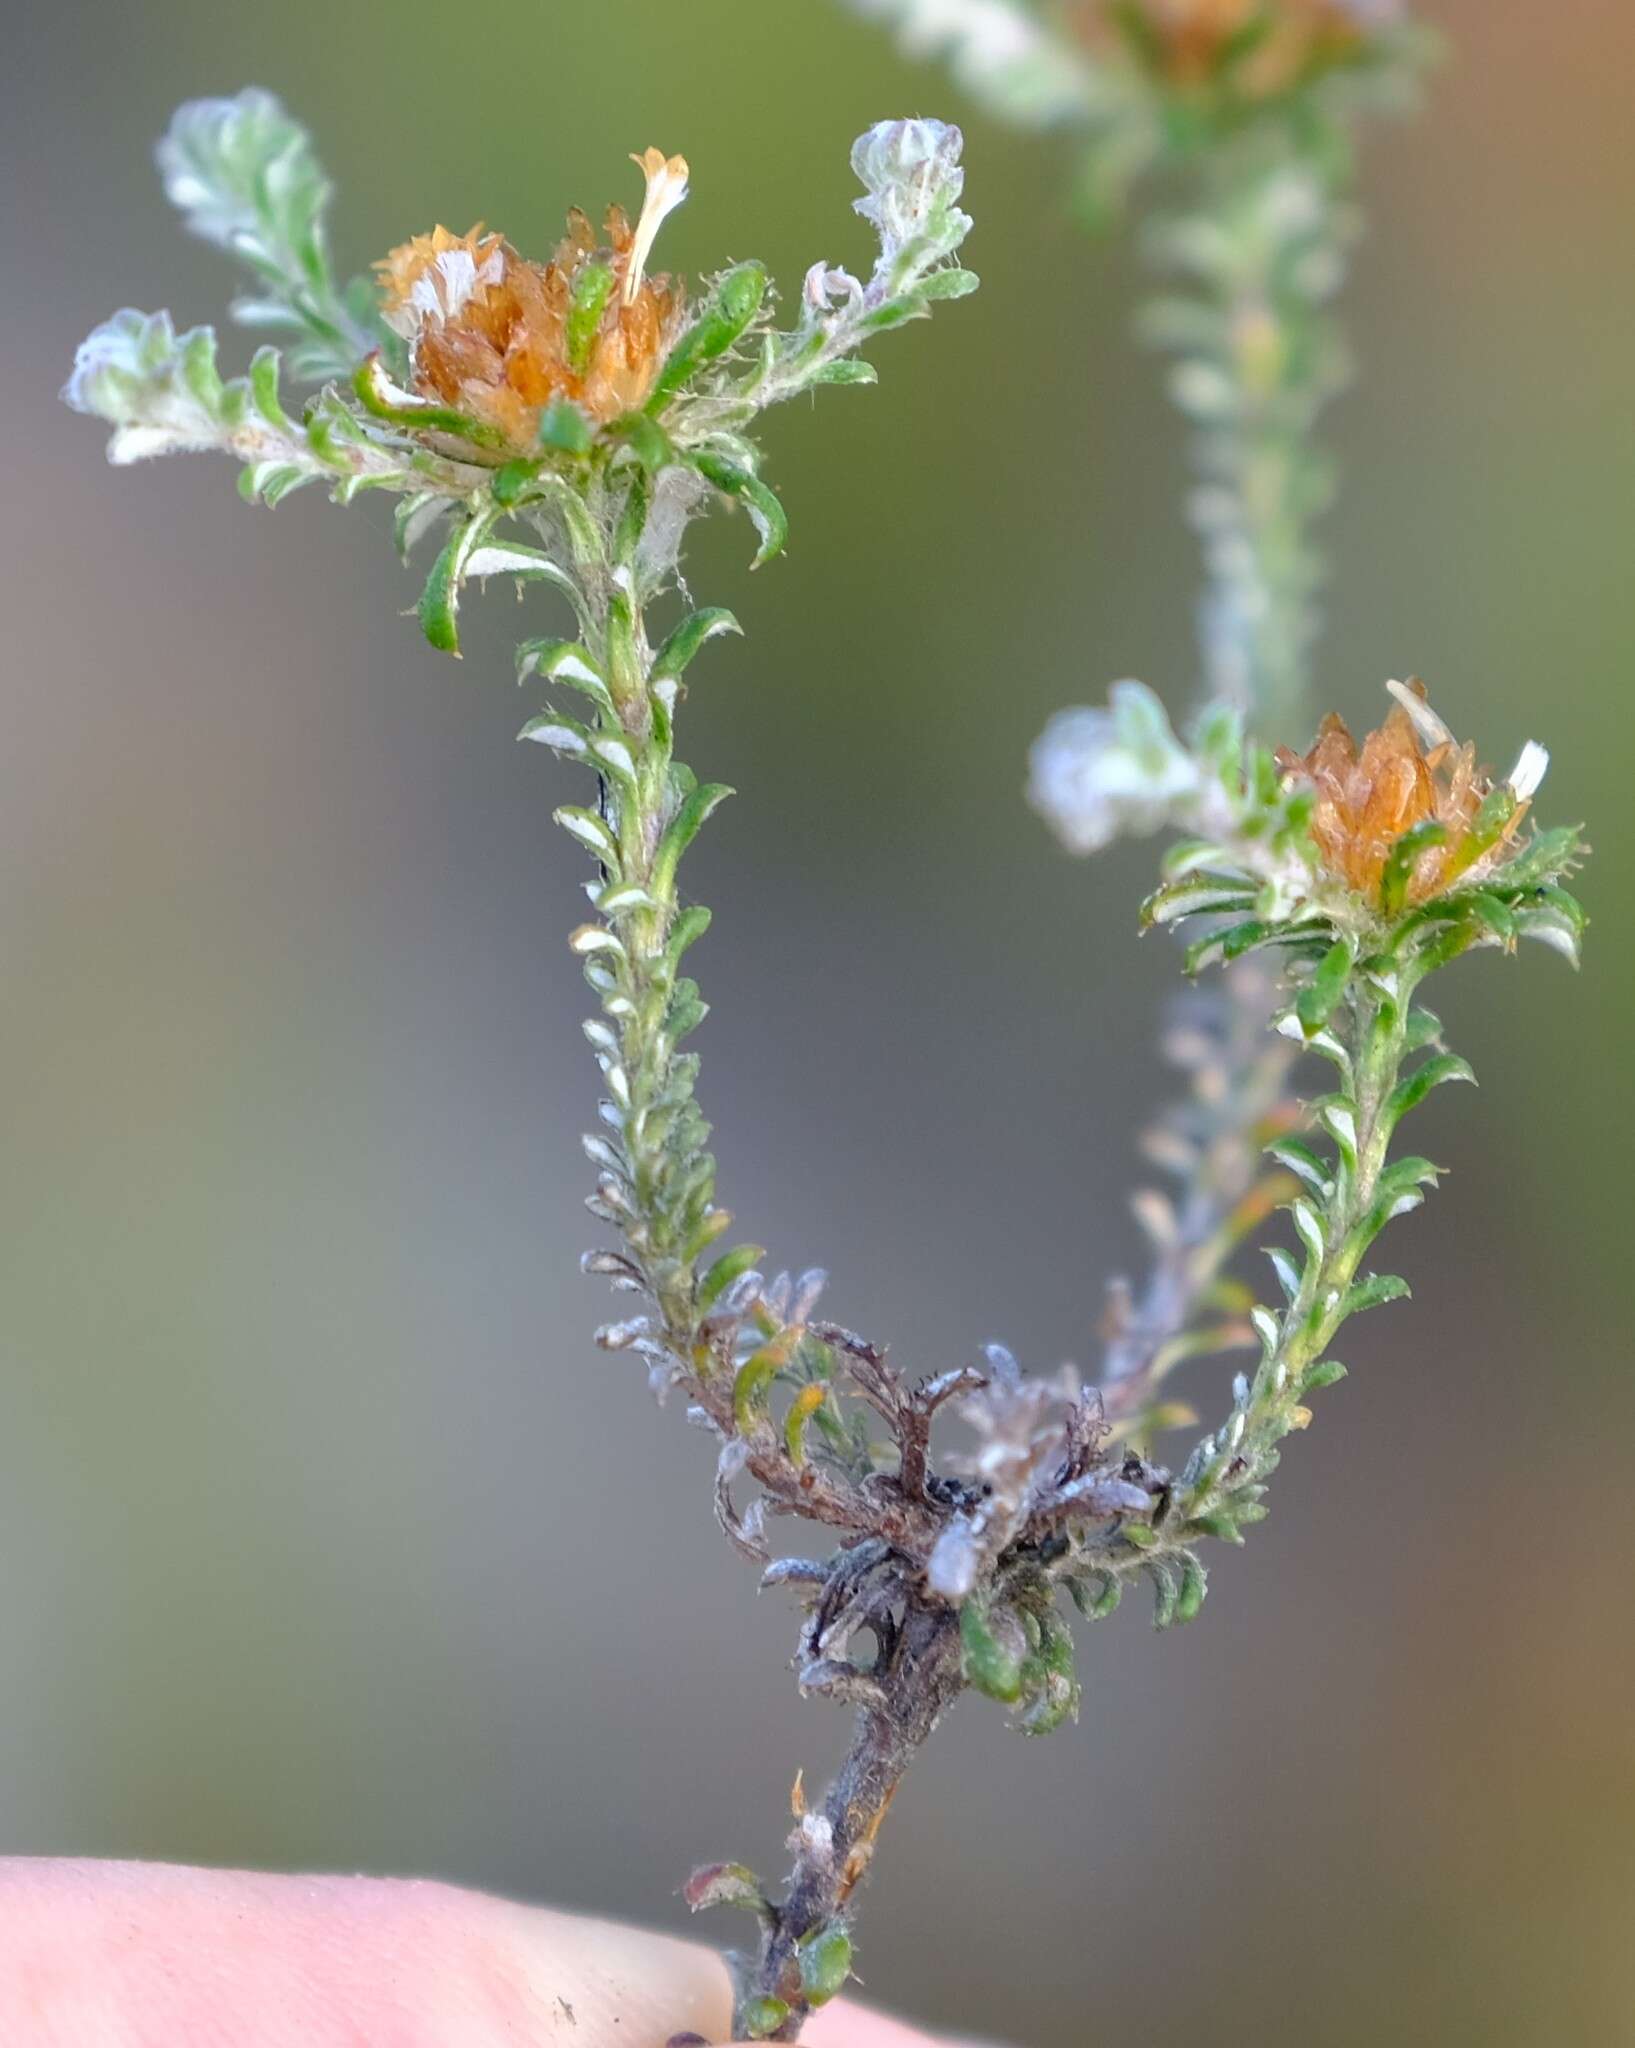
[[1142, 124, 1356, 738]]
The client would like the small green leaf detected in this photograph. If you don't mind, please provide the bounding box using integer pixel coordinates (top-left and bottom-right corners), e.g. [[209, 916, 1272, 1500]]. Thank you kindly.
[[1141, 875, 1256, 928], [1380, 820, 1448, 919], [649, 261, 768, 407], [1300, 1359, 1348, 1395], [353, 355, 502, 446], [960, 1599, 1024, 1703], [665, 904, 713, 973], [798, 1924, 854, 2007], [1183, 920, 1275, 973], [519, 713, 591, 757], [464, 536, 582, 604], [1375, 1156, 1442, 1203], [490, 458, 543, 507], [392, 490, 450, 560], [1014, 1604, 1079, 1732], [1493, 825, 1583, 889], [517, 640, 613, 712], [1265, 1136, 1330, 1196], [665, 979, 709, 1043], [1265, 1245, 1302, 1303], [860, 294, 928, 332], [1174, 1552, 1208, 1624], [607, 411, 673, 473], [418, 508, 493, 655], [784, 1383, 828, 1467], [247, 345, 290, 431], [1296, 937, 1356, 1038], [690, 452, 789, 568], [1067, 1571, 1122, 1619], [733, 1330, 797, 1432], [1444, 784, 1520, 884], [564, 261, 616, 376], [1289, 1196, 1328, 1270], [652, 608, 743, 684], [1314, 1097, 1358, 1176], [1466, 890, 1518, 944], [808, 359, 879, 386], [553, 805, 620, 864], [741, 1998, 791, 2041], [1515, 896, 1585, 966], [1532, 883, 1587, 933], [538, 397, 592, 454], [1384, 1052, 1476, 1135], [1342, 1273, 1410, 1317], [917, 267, 981, 301], [240, 460, 308, 506], [697, 1243, 764, 1313], [653, 784, 734, 901], [1017, 1670, 1079, 1736], [1404, 1005, 1443, 1053]]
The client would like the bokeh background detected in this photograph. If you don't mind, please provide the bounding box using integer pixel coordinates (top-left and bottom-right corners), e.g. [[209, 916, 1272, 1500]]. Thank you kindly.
[[3, 2, 1632, 2041]]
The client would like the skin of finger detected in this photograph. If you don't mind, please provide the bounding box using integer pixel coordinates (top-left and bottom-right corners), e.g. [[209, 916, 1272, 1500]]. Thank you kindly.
[[0, 1859, 734, 2047], [788, 2003, 950, 2046]]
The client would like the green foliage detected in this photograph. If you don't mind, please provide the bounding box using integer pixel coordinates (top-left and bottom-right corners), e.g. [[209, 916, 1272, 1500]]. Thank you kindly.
[[687, 452, 790, 569], [797, 1924, 854, 2007], [652, 610, 743, 685], [61, 310, 433, 503], [156, 89, 386, 380], [740, 1998, 793, 2040], [1013, 1597, 1081, 1731], [648, 262, 769, 408], [960, 1595, 1024, 1704], [961, 1587, 1083, 1733]]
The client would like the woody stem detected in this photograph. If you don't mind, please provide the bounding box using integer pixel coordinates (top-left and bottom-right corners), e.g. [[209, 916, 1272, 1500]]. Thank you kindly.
[[748, 1597, 966, 2041]]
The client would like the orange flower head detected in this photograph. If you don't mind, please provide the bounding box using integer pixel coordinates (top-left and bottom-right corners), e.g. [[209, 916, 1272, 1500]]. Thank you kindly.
[[1076, 0, 1390, 99], [375, 150, 690, 454], [1277, 681, 1536, 908]]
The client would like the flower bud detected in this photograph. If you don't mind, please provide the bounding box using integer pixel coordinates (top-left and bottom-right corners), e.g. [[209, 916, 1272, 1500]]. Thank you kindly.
[[850, 117, 969, 260]]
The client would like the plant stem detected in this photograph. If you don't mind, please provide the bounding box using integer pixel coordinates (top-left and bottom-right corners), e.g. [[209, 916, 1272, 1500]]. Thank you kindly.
[[1145, 127, 1355, 738], [571, 530, 968, 2037], [752, 1599, 965, 2038], [1099, 960, 1298, 1436], [1108, 964, 1421, 1578]]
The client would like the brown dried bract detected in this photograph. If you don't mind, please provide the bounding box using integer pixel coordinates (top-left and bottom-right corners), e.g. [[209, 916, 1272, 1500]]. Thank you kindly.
[[375, 152, 689, 454], [1277, 680, 1526, 906]]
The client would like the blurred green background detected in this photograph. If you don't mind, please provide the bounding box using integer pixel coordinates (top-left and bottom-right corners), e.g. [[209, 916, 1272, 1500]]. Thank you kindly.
[[3, 2, 1632, 2041]]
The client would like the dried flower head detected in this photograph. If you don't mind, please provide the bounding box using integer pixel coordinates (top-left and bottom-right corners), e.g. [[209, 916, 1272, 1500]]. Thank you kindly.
[[376, 149, 690, 452], [1278, 679, 1543, 906], [1079, 0, 1401, 99]]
